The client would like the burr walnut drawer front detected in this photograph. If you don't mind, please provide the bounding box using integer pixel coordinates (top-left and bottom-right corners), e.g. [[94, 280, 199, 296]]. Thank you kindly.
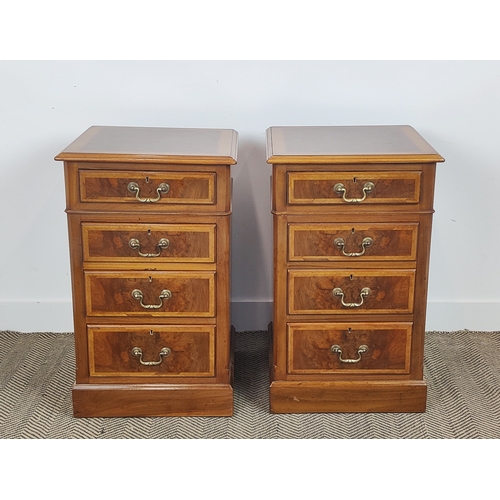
[[85, 271, 215, 317], [82, 223, 216, 263], [88, 325, 215, 377], [79, 170, 216, 207], [288, 222, 418, 262], [287, 171, 421, 206], [287, 322, 412, 374], [288, 269, 415, 315]]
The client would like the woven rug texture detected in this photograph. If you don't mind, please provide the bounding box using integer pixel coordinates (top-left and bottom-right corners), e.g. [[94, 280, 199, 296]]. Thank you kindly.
[[0, 329, 499, 439]]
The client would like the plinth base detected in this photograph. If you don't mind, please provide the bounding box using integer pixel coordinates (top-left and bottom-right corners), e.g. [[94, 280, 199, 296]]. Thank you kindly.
[[73, 383, 233, 417], [270, 380, 427, 413]]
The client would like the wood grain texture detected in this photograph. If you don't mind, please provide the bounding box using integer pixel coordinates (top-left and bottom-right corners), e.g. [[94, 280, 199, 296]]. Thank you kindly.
[[266, 125, 444, 164], [57, 126, 237, 416], [66, 214, 91, 382], [288, 171, 421, 205], [88, 325, 215, 377], [82, 223, 215, 263], [288, 269, 415, 315], [214, 215, 232, 381], [56, 126, 238, 164], [287, 322, 412, 374], [288, 222, 418, 261], [272, 163, 436, 215], [269, 380, 427, 413], [72, 383, 234, 417], [80, 170, 215, 205], [64, 162, 232, 214], [85, 271, 215, 317], [269, 125, 442, 413]]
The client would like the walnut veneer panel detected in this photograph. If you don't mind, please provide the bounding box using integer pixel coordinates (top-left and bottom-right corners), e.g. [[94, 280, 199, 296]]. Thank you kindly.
[[79, 170, 216, 206], [288, 269, 415, 315], [82, 223, 215, 263], [267, 125, 443, 413], [288, 222, 418, 261], [287, 323, 412, 375], [85, 271, 215, 317], [88, 325, 215, 377], [287, 171, 421, 205], [63, 163, 231, 214], [56, 126, 237, 417]]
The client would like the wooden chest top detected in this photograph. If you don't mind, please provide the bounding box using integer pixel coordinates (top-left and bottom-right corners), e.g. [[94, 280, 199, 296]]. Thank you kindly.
[[55, 126, 238, 164], [266, 125, 444, 164]]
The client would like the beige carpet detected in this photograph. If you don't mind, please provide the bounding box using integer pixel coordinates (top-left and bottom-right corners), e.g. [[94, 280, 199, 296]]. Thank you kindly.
[[1, 329, 499, 438]]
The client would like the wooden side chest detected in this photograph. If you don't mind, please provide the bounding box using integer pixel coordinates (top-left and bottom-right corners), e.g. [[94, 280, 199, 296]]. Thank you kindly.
[[56, 126, 238, 417], [266, 125, 444, 413]]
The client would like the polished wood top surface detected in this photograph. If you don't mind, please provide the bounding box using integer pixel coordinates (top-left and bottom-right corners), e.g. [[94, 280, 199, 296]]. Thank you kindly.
[[55, 126, 238, 164], [266, 125, 444, 164]]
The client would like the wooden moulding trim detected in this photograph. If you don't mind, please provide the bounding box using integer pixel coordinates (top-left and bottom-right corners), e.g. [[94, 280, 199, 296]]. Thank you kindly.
[[271, 208, 435, 216], [269, 380, 427, 413], [55, 127, 238, 164], [65, 209, 233, 216], [72, 383, 234, 417], [55, 153, 237, 165], [266, 155, 444, 164]]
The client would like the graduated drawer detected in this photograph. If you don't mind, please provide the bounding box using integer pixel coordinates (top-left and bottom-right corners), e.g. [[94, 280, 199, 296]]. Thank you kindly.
[[79, 170, 216, 207], [288, 269, 415, 314], [287, 171, 421, 205], [88, 325, 215, 377], [85, 271, 215, 317], [288, 222, 418, 261], [287, 322, 412, 374], [82, 223, 215, 263]]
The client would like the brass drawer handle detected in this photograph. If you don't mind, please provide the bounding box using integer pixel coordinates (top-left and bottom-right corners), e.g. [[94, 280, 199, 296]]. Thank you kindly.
[[128, 237, 170, 257], [131, 289, 172, 309], [332, 287, 371, 307], [131, 346, 171, 366], [330, 344, 368, 364], [334, 236, 373, 257], [333, 181, 374, 203], [127, 181, 170, 203]]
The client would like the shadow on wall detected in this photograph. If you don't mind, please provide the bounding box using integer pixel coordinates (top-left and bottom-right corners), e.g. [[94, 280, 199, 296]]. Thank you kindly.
[[230, 136, 273, 331]]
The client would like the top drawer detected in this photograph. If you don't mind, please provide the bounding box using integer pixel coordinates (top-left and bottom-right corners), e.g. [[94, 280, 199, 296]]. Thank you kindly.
[[287, 171, 421, 206], [80, 170, 216, 206], [63, 163, 232, 213]]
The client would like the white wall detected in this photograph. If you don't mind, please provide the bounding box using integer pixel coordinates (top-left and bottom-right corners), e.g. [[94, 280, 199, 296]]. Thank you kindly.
[[1, 60, 499, 332]]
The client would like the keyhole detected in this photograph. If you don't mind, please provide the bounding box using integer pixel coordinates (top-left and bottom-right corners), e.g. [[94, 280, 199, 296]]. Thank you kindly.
[[145, 176, 150, 183], [147, 229, 152, 235], [351, 228, 355, 234], [353, 177, 357, 183], [348, 327, 352, 334], [149, 276, 152, 282], [149, 330, 154, 336], [350, 274, 353, 280]]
